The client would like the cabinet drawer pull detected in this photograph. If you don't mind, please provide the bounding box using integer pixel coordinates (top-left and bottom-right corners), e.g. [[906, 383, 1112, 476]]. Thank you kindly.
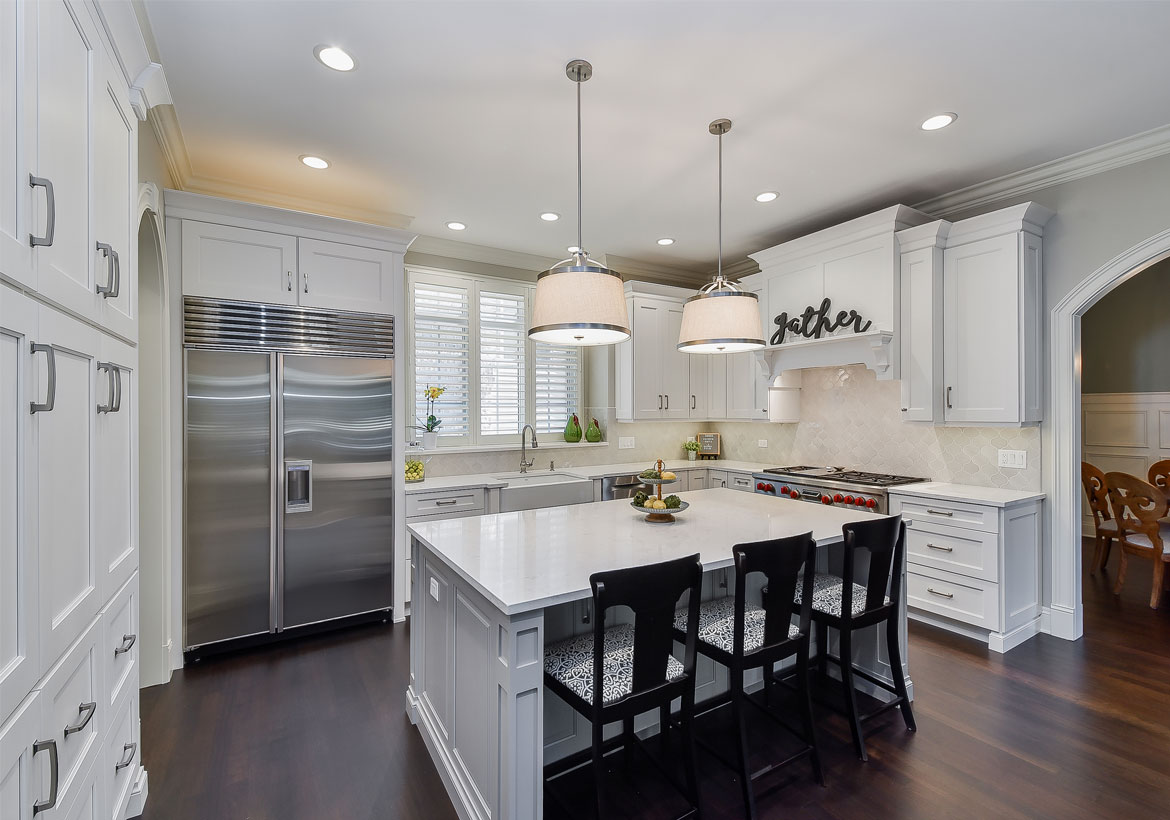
[[665, 394, 669, 410], [32, 739, 58, 815], [946, 385, 953, 409], [97, 362, 116, 413], [926, 587, 955, 599], [287, 271, 293, 292], [29, 174, 55, 247], [114, 633, 137, 656], [926, 542, 954, 552], [29, 343, 56, 414], [113, 367, 123, 413], [658, 395, 663, 410], [926, 509, 953, 517], [691, 394, 696, 410], [115, 742, 137, 772], [434, 499, 458, 506], [64, 701, 97, 736], [95, 245, 121, 298]]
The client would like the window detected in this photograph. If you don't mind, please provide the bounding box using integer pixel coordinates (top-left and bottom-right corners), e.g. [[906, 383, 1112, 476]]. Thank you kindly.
[[408, 268, 584, 447]]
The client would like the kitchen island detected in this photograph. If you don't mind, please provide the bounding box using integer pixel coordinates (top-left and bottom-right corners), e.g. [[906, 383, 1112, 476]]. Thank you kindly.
[[406, 488, 911, 820]]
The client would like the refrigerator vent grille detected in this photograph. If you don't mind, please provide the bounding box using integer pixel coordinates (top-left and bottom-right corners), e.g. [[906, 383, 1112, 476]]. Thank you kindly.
[[183, 297, 394, 356]]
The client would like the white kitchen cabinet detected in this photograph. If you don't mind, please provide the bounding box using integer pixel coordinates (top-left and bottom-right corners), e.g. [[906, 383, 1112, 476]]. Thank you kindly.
[[660, 304, 689, 419], [0, 0, 35, 292], [896, 221, 947, 423], [617, 294, 690, 421], [0, 691, 42, 820], [297, 238, 397, 314], [707, 355, 726, 418], [687, 354, 709, 419], [942, 203, 1049, 425], [181, 221, 298, 306], [95, 335, 137, 603], [101, 682, 139, 820], [707, 469, 727, 488], [35, 306, 102, 669], [0, 286, 39, 726], [686, 470, 708, 491], [38, 616, 103, 810], [726, 471, 755, 492], [726, 351, 762, 419]]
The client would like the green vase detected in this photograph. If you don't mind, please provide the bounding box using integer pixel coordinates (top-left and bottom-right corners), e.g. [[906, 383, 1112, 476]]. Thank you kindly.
[[585, 418, 602, 442], [564, 413, 582, 442]]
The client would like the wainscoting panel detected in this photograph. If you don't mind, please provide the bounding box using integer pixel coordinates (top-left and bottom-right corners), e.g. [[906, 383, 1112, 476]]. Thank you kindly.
[[1082, 392, 1170, 534]]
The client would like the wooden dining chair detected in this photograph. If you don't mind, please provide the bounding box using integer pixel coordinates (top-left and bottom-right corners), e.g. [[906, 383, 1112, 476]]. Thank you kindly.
[[1081, 463, 1118, 574], [1105, 472, 1170, 609], [1148, 460, 1170, 495]]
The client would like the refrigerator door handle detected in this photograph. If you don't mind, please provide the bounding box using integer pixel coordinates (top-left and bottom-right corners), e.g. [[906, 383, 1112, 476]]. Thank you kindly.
[[285, 459, 313, 513]]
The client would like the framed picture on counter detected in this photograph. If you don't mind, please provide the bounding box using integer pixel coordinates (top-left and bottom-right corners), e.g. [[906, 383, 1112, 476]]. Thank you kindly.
[[698, 432, 720, 458]]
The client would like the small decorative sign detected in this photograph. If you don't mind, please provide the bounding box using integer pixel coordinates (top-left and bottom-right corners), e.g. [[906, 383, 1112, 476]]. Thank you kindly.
[[770, 297, 872, 346], [697, 432, 721, 458]]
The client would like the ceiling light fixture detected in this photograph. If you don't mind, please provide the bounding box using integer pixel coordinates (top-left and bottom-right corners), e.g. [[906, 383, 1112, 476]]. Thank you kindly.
[[529, 60, 630, 347], [677, 119, 765, 354], [657, 238, 675, 246], [540, 212, 560, 222], [300, 155, 330, 169], [755, 191, 779, 203], [314, 45, 356, 72], [446, 221, 466, 231], [921, 112, 957, 131]]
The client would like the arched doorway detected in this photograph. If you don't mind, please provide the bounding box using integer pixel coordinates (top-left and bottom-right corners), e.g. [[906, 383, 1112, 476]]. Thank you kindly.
[[1047, 228, 1170, 640], [137, 183, 176, 686]]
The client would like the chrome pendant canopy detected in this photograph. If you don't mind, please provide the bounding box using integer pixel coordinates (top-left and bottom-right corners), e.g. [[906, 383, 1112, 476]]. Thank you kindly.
[[529, 60, 630, 346], [677, 119, 765, 354]]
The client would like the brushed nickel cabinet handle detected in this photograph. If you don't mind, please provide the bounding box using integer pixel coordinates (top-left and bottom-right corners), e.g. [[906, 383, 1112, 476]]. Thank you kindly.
[[97, 362, 116, 413], [435, 499, 458, 506], [691, 394, 696, 410], [946, 385, 953, 409], [287, 271, 293, 291], [926, 509, 953, 517], [665, 394, 669, 410], [32, 739, 57, 815], [29, 343, 56, 414], [658, 395, 662, 410], [927, 587, 954, 599], [303, 272, 309, 293], [29, 174, 55, 247], [114, 633, 137, 656], [926, 543, 954, 552], [96, 242, 115, 296], [64, 701, 96, 736], [115, 742, 137, 772]]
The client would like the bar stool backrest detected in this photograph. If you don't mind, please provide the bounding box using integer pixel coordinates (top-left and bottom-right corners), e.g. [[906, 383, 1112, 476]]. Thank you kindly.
[[840, 515, 905, 621], [589, 553, 703, 708], [733, 532, 816, 660]]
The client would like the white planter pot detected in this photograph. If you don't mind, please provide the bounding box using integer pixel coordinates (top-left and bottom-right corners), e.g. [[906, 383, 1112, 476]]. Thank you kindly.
[[422, 432, 439, 450], [687, 451, 697, 461]]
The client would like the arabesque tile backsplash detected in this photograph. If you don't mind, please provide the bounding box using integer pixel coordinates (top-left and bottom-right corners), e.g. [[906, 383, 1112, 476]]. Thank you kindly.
[[417, 364, 1041, 491]]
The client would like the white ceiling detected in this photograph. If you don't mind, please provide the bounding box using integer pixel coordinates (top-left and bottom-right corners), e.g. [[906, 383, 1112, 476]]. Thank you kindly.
[[143, 0, 1170, 275]]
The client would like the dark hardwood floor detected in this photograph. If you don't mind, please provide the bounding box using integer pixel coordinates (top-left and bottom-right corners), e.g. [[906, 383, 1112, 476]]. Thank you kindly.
[[141, 541, 1170, 819]]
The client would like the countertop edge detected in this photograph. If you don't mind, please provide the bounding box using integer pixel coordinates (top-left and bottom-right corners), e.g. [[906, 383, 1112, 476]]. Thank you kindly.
[[888, 482, 1046, 508]]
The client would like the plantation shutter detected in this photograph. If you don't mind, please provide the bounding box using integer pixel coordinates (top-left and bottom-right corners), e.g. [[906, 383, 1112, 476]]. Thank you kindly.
[[533, 342, 581, 434], [479, 290, 527, 437], [412, 282, 471, 439]]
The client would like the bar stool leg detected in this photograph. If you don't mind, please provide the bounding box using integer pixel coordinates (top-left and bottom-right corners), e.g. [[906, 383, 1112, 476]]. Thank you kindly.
[[796, 640, 825, 786], [730, 668, 758, 819], [622, 717, 636, 771], [659, 703, 672, 754], [837, 627, 867, 762], [815, 620, 828, 678], [885, 613, 916, 732], [681, 689, 703, 819], [591, 718, 607, 820]]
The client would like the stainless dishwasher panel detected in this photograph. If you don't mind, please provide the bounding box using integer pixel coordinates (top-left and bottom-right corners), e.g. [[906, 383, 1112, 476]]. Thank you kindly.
[[281, 355, 394, 629], [602, 474, 650, 500], [184, 350, 274, 649]]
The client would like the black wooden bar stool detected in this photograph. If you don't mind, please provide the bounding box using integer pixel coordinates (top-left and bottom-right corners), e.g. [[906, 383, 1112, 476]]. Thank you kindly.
[[793, 514, 915, 761], [672, 533, 823, 820], [544, 553, 704, 820]]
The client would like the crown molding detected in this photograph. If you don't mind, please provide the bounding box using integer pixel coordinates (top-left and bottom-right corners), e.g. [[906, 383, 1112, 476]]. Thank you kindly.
[[148, 103, 192, 191], [601, 254, 710, 288], [717, 257, 760, 281], [749, 204, 932, 269], [408, 235, 559, 273], [129, 62, 171, 121], [915, 123, 1170, 217]]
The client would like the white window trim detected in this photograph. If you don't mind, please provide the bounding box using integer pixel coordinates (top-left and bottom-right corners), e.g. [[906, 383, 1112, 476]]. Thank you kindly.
[[406, 264, 586, 449]]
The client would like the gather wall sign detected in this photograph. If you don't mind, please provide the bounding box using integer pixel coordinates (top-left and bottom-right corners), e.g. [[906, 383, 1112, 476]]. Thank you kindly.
[[770, 297, 873, 345]]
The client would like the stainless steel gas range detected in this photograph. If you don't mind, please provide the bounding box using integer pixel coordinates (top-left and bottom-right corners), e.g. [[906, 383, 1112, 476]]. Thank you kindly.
[[751, 466, 927, 514]]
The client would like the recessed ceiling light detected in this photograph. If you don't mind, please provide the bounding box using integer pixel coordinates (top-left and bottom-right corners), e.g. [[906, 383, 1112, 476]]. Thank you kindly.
[[300, 155, 330, 169], [657, 238, 675, 246], [540, 212, 560, 222], [921, 112, 957, 131], [755, 191, 778, 203], [446, 221, 466, 231], [314, 45, 356, 72]]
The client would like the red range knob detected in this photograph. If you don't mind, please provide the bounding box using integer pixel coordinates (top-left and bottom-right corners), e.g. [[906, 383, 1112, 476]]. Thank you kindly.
[[821, 496, 832, 505], [780, 486, 790, 495], [866, 498, 876, 508], [855, 498, 866, 507], [844, 495, 855, 504], [834, 493, 843, 502], [756, 483, 765, 491], [767, 484, 775, 493]]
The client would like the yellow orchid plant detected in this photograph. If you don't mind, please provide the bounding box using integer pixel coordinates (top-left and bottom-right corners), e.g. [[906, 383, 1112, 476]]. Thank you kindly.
[[414, 385, 447, 433]]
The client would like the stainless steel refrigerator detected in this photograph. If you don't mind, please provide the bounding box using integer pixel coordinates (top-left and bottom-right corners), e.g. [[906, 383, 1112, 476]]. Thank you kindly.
[[183, 298, 395, 654]]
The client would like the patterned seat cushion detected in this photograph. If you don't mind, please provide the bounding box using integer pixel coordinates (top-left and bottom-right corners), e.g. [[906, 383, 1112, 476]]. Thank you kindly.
[[674, 597, 800, 654], [794, 573, 890, 618], [544, 624, 685, 706]]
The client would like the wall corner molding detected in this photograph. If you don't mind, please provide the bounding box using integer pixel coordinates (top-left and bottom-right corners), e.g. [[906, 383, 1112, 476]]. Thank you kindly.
[[130, 63, 173, 121]]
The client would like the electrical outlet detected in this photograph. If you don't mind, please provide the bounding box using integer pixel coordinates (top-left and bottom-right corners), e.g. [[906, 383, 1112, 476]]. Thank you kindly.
[[997, 449, 1027, 469], [429, 577, 440, 602], [757, 439, 768, 448], [618, 436, 635, 450]]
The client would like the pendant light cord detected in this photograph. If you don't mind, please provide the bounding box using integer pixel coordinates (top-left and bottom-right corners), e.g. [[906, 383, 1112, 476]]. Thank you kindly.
[[717, 128, 723, 281], [576, 78, 583, 254]]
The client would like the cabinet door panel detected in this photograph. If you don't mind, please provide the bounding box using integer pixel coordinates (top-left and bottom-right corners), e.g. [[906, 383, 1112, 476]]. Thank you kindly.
[[0, 0, 34, 290], [297, 238, 394, 313], [95, 336, 135, 597], [707, 354, 726, 419], [93, 48, 134, 340], [660, 305, 688, 419], [0, 691, 40, 820], [36, 307, 100, 665], [688, 354, 709, 418], [31, 0, 97, 321], [899, 247, 940, 422], [0, 286, 38, 725], [181, 221, 297, 305], [631, 301, 662, 419], [38, 617, 101, 806], [726, 352, 758, 419], [943, 235, 1019, 423]]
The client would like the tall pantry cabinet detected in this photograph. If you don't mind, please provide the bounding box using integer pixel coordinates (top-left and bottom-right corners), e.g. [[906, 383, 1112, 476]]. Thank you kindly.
[[1, 2, 154, 818]]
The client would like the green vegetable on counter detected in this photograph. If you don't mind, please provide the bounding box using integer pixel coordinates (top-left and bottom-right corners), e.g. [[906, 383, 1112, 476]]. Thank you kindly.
[[664, 495, 682, 509]]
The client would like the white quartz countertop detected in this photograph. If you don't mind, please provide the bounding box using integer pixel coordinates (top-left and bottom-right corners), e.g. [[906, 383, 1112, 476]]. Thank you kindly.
[[407, 487, 878, 615], [404, 459, 771, 494], [888, 482, 1045, 508]]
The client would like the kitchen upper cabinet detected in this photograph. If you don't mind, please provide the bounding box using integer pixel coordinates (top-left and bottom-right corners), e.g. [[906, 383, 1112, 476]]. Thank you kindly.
[[688, 354, 709, 418], [0, 0, 34, 291], [618, 295, 689, 421], [661, 304, 689, 419], [706, 355, 726, 419], [0, 286, 39, 725], [942, 203, 1049, 425], [34, 305, 102, 669], [181, 221, 298, 306], [297, 238, 397, 314], [897, 221, 947, 423], [95, 335, 136, 599]]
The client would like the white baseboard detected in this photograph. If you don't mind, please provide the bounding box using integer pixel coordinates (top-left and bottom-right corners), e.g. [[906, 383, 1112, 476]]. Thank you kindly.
[[405, 684, 419, 725], [1043, 604, 1081, 641], [126, 768, 149, 818], [988, 617, 1041, 653]]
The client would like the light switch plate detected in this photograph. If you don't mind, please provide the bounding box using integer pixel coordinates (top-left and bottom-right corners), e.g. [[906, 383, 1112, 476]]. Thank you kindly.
[[997, 449, 1027, 469], [757, 439, 768, 448], [429, 577, 440, 601], [618, 436, 635, 450]]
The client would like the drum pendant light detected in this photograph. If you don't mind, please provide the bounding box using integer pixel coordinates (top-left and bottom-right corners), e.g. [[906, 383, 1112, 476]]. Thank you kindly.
[[677, 119, 765, 353], [529, 60, 630, 346]]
